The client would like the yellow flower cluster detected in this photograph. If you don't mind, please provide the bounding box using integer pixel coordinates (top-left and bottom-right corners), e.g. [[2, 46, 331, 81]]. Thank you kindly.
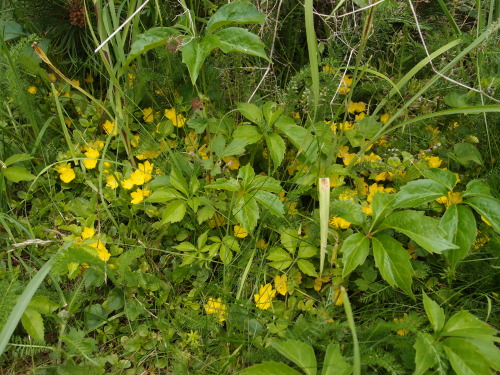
[[435, 192, 463, 207], [338, 75, 353, 95], [56, 163, 76, 183], [274, 274, 288, 296], [234, 225, 249, 238], [165, 108, 186, 127], [330, 216, 351, 229], [254, 283, 277, 310], [204, 298, 227, 322]]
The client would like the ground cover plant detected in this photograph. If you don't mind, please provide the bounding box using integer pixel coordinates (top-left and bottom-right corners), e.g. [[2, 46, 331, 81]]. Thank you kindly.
[[0, 0, 499, 373]]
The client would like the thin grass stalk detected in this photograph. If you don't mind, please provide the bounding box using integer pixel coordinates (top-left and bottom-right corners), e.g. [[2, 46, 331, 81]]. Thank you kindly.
[[341, 285, 360, 375], [304, 0, 319, 122], [318, 178, 330, 275], [51, 84, 78, 164], [436, 0, 462, 37]]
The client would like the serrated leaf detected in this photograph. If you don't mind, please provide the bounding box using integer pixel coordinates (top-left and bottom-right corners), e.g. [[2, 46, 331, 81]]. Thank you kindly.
[[169, 168, 189, 196], [3, 166, 36, 183], [371, 234, 414, 298], [21, 307, 44, 341], [262, 102, 283, 128], [356, 117, 382, 139], [216, 27, 270, 61], [380, 211, 458, 253], [466, 338, 500, 370], [207, 1, 266, 34], [253, 190, 284, 218], [371, 192, 395, 228], [236, 102, 263, 126], [452, 143, 483, 166], [393, 179, 448, 208], [297, 259, 318, 277], [414, 332, 439, 375], [174, 242, 197, 252], [233, 124, 263, 144], [265, 133, 286, 170], [462, 179, 491, 198], [270, 339, 317, 375], [421, 168, 458, 190], [440, 205, 476, 269], [238, 163, 256, 182], [233, 193, 259, 232], [422, 291, 446, 332], [275, 116, 318, 162], [443, 338, 493, 375], [322, 343, 352, 375], [331, 200, 366, 226], [243, 361, 302, 375], [463, 196, 500, 233], [205, 178, 241, 191], [267, 247, 293, 270], [341, 233, 370, 277], [145, 187, 183, 203], [219, 138, 249, 158], [297, 242, 317, 259], [162, 200, 187, 223], [219, 244, 233, 265], [251, 175, 283, 193], [181, 35, 221, 85], [280, 228, 300, 255], [197, 205, 216, 224], [442, 310, 498, 340], [4, 153, 33, 167], [28, 296, 58, 315], [126, 27, 179, 66]]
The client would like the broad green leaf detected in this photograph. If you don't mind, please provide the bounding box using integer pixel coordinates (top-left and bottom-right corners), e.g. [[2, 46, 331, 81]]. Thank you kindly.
[[297, 259, 318, 277], [206, 1, 266, 34], [236, 102, 263, 126], [297, 242, 317, 259], [197, 205, 216, 224], [345, 129, 364, 148], [197, 230, 209, 249], [452, 143, 483, 166], [380, 211, 458, 253], [414, 332, 439, 375], [219, 244, 233, 265], [233, 124, 263, 144], [216, 27, 270, 61], [4, 153, 33, 167], [444, 91, 469, 108], [223, 236, 240, 252], [466, 338, 500, 370], [21, 307, 44, 341], [210, 135, 226, 156], [146, 187, 183, 203], [233, 193, 259, 232], [341, 233, 370, 277], [463, 196, 500, 233], [2, 21, 26, 41], [219, 139, 249, 158], [169, 168, 189, 196], [161, 200, 187, 223], [370, 192, 395, 228], [462, 179, 491, 198], [205, 178, 240, 191], [262, 102, 283, 128], [126, 27, 179, 65], [243, 361, 302, 375], [174, 242, 197, 252], [181, 35, 221, 85], [3, 166, 36, 183], [61, 328, 97, 359], [393, 179, 448, 208], [124, 299, 144, 321], [422, 168, 458, 190], [265, 133, 286, 170], [275, 116, 318, 162], [322, 343, 352, 375], [356, 117, 382, 139], [443, 338, 493, 375], [372, 234, 415, 298], [331, 200, 366, 226], [267, 247, 293, 270], [28, 296, 58, 315], [280, 228, 300, 255], [253, 190, 284, 218], [442, 310, 498, 340], [270, 339, 317, 375], [422, 291, 445, 333], [251, 175, 283, 193], [440, 205, 476, 269], [238, 163, 256, 182]]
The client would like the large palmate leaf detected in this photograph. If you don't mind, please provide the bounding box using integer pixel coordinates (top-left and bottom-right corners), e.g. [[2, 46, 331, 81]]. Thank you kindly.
[[370, 192, 395, 228], [233, 124, 263, 144], [341, 233, 370, 277], [216, 27, 270, 61], [236, 102, 263, 126], [380, 210, 457, 253], [371, 234, 414, 298], [439, 205, 476, 269], [181, 35, 221, 85], [206, 1, 266, 34], [393, 179, 448, 208]]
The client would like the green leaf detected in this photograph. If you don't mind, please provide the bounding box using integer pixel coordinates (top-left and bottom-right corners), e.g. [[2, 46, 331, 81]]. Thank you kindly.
[[243, 361, 302, 375], [267, 247, 293, 270], [380, 211, 458, 253], [442, 310, 498, 340], [450, 143, 483, 166], [356, 117, 382, 139], [197, 205, 216, 224], [422, 291, 446, 332], [124, 299, 144, 321], [251, 175, 283, 193], [393, 179, 448, 208], [462, 179, 491, 198], [216, 27, 270, 61], [236, 102, 263, 126], [170, 168, 189, 196], [238, 163, 256, 182], [205, 178, 241, 191], [421, 168, 458, 190], [265, 133, 286, 170], [466, 338, 500, 370], [146, 187, 183, 203], [341, 233, 370, 277], [4, 153, 33, 167], [440, 205, 476, 269], [233, 124, 263, 144], [270, 339, 317, 375], [181, 35, 221, 85], [174, 242, 197, 252], [297, 259, 318, 277], [414, 332, 439, 375], [280, 228, 300, 255], [444, 91, 469, 108], [126, 27, 179, 66], [219, 139, 249, 158], [2, 21, 27, 41], [463, 196, 500, 233], [322, 343, 352, 375], [253, 190, 284, 218], [28, 296, 58, 315], [219, 244, 233, 265], [3, 166, 36, 183], [263, 101, 283, 128], [275, 116, 318, 162], [297, 242, 317, 259], [371, 234, 414, 298], [161, 200, 187, 223], [207, 1, 265, 34], [233, 193, 259, 232], [21, 307, 44, 341], [443, 337, 493, 375], [331, 200, 366, 226], [370, 192, 395, 228]]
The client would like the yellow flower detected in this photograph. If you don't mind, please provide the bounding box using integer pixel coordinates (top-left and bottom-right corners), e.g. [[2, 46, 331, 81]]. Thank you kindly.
[[394, 313, 409, 336], [130, 161, 154, 185], [361, 202, 372, 216], [274, 275, 288, 296], [314, 276, 331, 292], [256, 238, 268, 250], [103, 120, 118, 136], [27, 86, 37, 95], [143, 107, 154, 123], [254, 283, 277, 310], [338, 75, 352, 95], [48, 73, 56, 82], [428, 156, 442, 168], [81, 227, 95, 239], [71, 79, 80, 87], [333, 288, 344, 306], [436, 192, 463, 207], [85, 74, 94, 84], [204, 298, 227, 322], [355, 112, 366, 121], [56, 163, 76, 183], [348, 101, 366, 114], [222, 156, 240, 170], [121, 178, 135, 190], [106, 174, 119, 189], [380, 113, 390, 123], [374, 172, 394, 182], [83, 148, 99, 169], [130, 188, 152, 204], [165, 108, 186, 127], [90, 241, 111, 262], [322, 64, 334, 73], [364, 153, 382, 163], [329, 216, 351, 229], [234, 225, 249, 239]]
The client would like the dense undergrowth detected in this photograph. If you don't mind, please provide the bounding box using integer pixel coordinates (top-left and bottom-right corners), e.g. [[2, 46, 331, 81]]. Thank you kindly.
[[0, 0, 499, 374]]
